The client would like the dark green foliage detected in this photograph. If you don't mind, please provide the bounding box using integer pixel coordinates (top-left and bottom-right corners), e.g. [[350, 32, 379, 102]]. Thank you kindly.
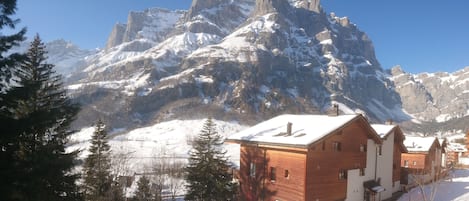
[[106, 182, 125, 201], [0, 0, 26, 90], [134, 176, 153, 201], [0, 5, 26, 199], [82, 119, 115, 201], [0, 34, 82, 201], [185, 117, 237, 201]]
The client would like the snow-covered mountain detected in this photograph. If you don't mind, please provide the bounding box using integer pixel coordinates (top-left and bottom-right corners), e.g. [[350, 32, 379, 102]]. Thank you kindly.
[[56, 0, 467, 134], [389, 66, 469, 133], [12, 39, 97, 77]]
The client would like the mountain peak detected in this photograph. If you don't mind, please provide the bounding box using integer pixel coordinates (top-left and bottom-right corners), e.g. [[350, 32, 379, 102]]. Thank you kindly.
[[254, 0, 291, 16], [289, 0, 321, 13], [186, 0, 230, 20]]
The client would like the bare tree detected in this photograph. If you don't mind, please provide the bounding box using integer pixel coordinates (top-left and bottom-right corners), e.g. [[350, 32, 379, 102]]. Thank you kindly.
[[152, 147, 169, 201], [110, 142, 134, 198], [166, 158, 185, 200], [150, 147, 187, 201], [406, 167, 440, 201]]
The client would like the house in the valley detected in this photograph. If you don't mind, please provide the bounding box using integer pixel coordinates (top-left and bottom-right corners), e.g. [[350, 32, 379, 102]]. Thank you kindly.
[[226, 113, 405, 201], [401, 136, 442, 184], [370, 123, 407, 199], [441, 140, 467, 168]]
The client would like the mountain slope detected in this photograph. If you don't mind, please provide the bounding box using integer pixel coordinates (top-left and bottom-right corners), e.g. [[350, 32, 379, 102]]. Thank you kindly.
[[61, 0, 467, 134], [390, 66, 469, 132]]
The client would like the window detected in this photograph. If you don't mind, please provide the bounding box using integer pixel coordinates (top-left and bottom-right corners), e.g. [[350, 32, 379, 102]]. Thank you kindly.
[[413, 161, 417, 166], [333, 142, 342, 151], [359, 168, 365, 176], [378, 145, 383, 155], [339, 169, 347, 180], [360, 144, 367, 152], [322, 141, 326, 151], [404, 160, 409, 167], [284, 170, 290, 179], [250, 162, 256, 178], [270, 167, 276, 181]]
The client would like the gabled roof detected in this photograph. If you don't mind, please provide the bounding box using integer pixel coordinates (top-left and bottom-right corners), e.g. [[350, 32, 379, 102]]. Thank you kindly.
[[404, 136, 439, 153], [226, 114, 381, 148], [371, 124, 408, 152], [371, 124, 401, 138]]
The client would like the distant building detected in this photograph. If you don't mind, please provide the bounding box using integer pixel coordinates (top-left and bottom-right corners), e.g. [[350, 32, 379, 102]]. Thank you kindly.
[[226, 114, 406, 201], [441, 140, 467, 167], [401, 136, 442, 184]]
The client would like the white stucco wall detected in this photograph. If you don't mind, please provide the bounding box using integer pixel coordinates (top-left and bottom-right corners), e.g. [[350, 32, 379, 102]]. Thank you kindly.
[[345, 139, 376, 201], [346, 133, 400, 201], [376, 132, 395, 199]]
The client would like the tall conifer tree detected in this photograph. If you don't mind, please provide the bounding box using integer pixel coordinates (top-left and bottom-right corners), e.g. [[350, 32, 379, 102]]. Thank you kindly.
[[82, 119, 113, 201], [134, 176, 153, 201], [0, 1, 27, 198], [1, 35, 81, 200], [185, 117, 237, 201]]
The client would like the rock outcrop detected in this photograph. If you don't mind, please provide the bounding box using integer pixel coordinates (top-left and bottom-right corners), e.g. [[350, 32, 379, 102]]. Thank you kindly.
[[106, 23, 126, 49], [105, 8, 184, 49], [391, 66, 469, 123]]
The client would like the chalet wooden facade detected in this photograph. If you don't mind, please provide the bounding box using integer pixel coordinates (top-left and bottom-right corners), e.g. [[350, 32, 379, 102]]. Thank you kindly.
[[227, 114, 408, 201], [401, 136, 442, 184]]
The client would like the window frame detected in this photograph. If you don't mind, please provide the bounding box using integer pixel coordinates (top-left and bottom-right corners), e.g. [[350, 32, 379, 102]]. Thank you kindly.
[[270, 167, 276, 182], [338, 169, 347, 180], [360, 144, 367, 152], [284, 169, 290, 179], [250, 162, 256, 178], [333, 141, 342, 152]]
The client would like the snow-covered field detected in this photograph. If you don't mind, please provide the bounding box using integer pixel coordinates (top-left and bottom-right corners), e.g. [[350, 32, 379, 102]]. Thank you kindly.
[[67, 119, 247, 173], [398, 169, 469, 201]]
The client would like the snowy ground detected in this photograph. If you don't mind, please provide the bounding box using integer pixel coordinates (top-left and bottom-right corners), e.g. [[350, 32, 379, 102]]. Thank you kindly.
[[67, 119, 247, 173], [398, 169, 469, 201]]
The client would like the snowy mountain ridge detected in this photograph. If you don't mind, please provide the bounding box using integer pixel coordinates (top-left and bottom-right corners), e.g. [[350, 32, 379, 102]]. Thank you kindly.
[[38, 0, 468, 134], [390, 66, 469, 124]]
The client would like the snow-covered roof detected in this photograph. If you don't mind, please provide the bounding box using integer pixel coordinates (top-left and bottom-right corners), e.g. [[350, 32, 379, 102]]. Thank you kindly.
[[404, 136, 438, 152], [226, 114, 362, 147], [446, 142, 468, 153], [371, 124, 396, 138]]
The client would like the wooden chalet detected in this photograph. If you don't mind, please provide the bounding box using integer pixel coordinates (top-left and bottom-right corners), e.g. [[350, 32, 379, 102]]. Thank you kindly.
[[226, 114, 384, 201], [441, 139, 467, 167], [401, 136, 442, 183]]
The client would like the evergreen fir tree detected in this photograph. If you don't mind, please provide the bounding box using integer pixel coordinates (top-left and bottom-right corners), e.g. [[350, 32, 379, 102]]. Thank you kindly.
[[185, 117, 237, 201], [134, 176, 153, 201], [0, 1, 27, 198], [106, 181, 125, 201], [0, 35, 81, 201], [0, 0, 26, 90], [82, 119, 114, 201]]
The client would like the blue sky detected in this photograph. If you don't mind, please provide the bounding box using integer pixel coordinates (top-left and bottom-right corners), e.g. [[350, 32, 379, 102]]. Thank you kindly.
[[11, 0, 469, 74]]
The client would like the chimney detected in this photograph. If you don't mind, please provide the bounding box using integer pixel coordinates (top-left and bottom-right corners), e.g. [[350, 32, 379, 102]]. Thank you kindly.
[[385, 119, 393, 125], [287, 122, 292, 136], [328, 104, 339, 116]]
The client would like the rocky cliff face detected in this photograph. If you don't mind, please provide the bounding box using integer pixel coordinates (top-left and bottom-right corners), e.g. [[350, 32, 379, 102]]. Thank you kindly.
[[105, 8, 184, 50], [391, 66, 469, 123], [62, 0, 467, 134]]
